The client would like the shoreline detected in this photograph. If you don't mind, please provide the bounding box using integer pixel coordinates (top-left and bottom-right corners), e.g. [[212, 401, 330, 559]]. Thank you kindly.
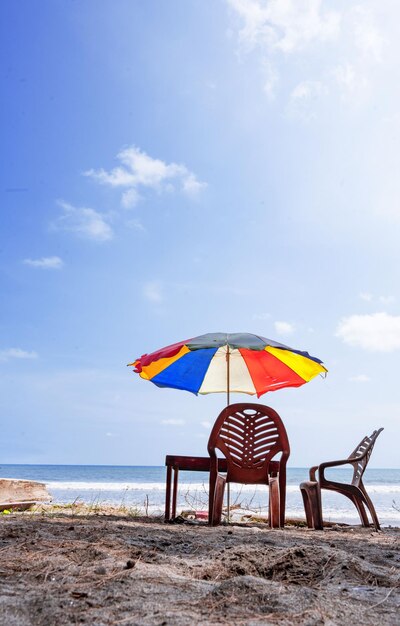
[[1, 506, 399, 625], [2, 465, 400, 528], [11, 500, 400, 528]]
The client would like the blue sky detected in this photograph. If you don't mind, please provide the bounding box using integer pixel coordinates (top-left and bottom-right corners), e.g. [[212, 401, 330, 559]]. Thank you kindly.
[[1, 0, 399, 467]]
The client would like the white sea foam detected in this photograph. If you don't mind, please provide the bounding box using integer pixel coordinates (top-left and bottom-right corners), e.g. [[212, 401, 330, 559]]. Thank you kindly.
[[46, 481, 190, 491], [45, 481, 400, 494], [310, 508, 400, 522]]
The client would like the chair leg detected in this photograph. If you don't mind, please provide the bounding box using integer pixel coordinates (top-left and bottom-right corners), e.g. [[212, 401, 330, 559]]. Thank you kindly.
[[208, 472, 216, 525], [172, 467, 179, 519], [300, 481, 323, 530], [352, 494, 370, 527], [269, 477, 280, 528], [278, 468, 286, 527], [300, 485, 314, 528], [359, 486, 381, 530], [312, 484, 323, 530], [210, 474, 226, 526], [164, 464, 172, 521]]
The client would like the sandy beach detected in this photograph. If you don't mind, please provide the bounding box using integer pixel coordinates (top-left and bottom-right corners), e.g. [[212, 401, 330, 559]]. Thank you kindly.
[[0, 507, 398, 625]]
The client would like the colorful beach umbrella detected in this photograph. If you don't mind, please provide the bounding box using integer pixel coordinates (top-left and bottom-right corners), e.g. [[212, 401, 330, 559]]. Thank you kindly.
[[129, 332, 327, 402]]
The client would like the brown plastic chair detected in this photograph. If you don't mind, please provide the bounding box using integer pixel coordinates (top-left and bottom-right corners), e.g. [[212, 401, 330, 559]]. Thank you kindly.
[[300, 428, 383, 530], [208, 403, 290, 528]]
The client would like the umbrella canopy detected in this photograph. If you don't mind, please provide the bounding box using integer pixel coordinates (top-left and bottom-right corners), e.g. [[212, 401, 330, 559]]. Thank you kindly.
[[129, 332, 327, 399]]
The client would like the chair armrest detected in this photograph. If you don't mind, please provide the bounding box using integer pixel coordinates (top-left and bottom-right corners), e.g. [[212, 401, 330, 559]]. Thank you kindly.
[[318, 458, 354, 484], [309, 466, 319, 481]]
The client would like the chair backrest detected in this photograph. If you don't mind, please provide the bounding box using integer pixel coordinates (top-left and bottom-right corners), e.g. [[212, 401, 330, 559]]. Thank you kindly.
[[207, 403, 290, 484], [349, 428, 384, 486]]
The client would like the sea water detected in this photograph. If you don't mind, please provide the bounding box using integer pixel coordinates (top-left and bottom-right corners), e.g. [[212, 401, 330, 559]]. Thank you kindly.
[[1, 464, 399, 527]]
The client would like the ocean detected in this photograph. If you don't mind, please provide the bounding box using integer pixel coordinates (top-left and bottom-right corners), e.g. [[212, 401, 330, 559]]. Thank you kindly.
[[1, 464, 399, 527]]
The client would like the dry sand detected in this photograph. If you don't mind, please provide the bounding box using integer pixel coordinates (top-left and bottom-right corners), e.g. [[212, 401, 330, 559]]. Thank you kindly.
[[0, 507, 399, 625]]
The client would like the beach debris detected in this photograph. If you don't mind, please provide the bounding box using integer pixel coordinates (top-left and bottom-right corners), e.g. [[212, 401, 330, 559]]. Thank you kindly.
[[0, 478, 52, 511], [70, 591, 88, 599]]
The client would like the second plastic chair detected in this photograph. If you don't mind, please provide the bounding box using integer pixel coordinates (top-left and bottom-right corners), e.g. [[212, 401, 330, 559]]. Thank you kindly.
[[300, 428, 383, 530]]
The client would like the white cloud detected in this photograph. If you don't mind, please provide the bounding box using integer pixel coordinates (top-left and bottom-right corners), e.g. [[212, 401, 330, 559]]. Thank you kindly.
[[359, 293, 395, 305], [121, 188, 140, 209], [360, 292, 373, 302], [332, 61, 371, 102], [143, 281, 163, 303], [347, 7, 386, 100], [182, 172, 206, 196], [0, 348, 38, 362], [333, 63, 361, 94], [227, 0, 340, 54], [262, 60, 278, 98], [200, 420, 212, 429], [55, 201, 113, 242], [290, 81, 324, 100], [274, 321, 295, 336], [127, 218, 146, 232], [349, 374, 371, 383], [336, 312, 400, 352], [331, 7, 384, 100], [287, 80, 327, 120], [23, 256, 64, 269], [227, 1, 384, 105], [140, 280, 253, 304], [161, 418, 185, 426], [84, 146, 206, 207], [352, 6, 384, 62]]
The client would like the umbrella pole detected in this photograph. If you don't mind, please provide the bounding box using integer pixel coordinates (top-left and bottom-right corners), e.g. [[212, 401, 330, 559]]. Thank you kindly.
[[226, 344, 230, 407], [226, 345, 230, 523]]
